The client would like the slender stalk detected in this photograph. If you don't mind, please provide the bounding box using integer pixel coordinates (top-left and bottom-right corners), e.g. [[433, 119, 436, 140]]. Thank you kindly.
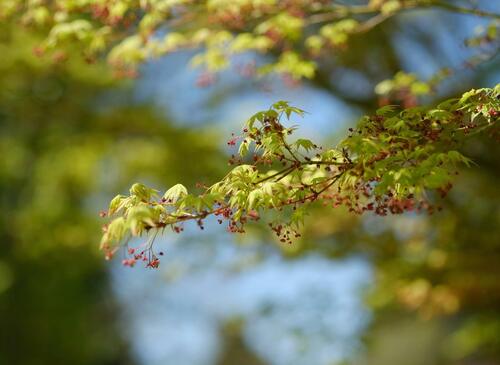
[[430, 1, 500, 19], [306, 0, 500, 27]]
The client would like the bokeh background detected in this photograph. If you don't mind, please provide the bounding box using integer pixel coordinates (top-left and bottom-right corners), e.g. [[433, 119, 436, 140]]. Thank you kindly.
[[1, 3, 499, 365]]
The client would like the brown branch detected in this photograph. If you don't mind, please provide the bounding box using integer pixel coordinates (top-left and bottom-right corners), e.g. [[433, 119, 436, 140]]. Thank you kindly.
[[253, 165, 297, 185], [305, 0, 500, 27], [429, 1, 500, 19]]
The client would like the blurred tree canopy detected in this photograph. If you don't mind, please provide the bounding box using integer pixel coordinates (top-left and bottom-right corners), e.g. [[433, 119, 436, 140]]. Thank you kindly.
[[0, 23, 222, 365], [1, 1, 500, 365], [3, 0, 499, 82]]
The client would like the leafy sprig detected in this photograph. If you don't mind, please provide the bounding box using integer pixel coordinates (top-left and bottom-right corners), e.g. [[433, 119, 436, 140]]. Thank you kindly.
[[100, 85, 499, 268]]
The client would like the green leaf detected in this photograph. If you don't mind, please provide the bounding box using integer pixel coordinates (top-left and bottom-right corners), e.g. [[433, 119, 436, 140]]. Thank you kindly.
[[239, 138, 250, 156], [127, 205, 158, 235], [163, 184, 188, 203], [376, 105, 399, 116], [248, 189, 263, 209], [108, 194, 126, 215], [423, 168, 450, 189], [129, 183, 156, 201], [101, 217, 127, 247], [294, 138, 315, 152], [381, 1, 402, 15]]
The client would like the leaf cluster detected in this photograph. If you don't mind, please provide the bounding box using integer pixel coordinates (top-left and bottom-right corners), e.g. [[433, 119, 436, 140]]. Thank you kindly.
[[100, 86, 499, 267]]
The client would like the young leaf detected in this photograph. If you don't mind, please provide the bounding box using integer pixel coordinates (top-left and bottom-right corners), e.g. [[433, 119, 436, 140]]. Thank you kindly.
[[163, 184, 188, 203]]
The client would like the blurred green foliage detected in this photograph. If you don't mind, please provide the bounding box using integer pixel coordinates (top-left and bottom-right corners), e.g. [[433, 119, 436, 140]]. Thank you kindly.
[[295, 136, 500, 365], [0, 24, 222, 365], [1, 1, 499, 364]]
